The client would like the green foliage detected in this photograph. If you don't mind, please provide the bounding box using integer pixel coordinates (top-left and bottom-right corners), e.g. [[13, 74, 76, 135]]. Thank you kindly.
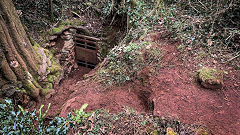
[[97, 39, 161, 85], [104, 0, 161, 43], [160, 0, 240, 51], [0, 99, 205, 134], [0, 99, 94, 135], [0, 99, 51, 134], [13, 0, 63, 31], [71, 103, 92, 124]]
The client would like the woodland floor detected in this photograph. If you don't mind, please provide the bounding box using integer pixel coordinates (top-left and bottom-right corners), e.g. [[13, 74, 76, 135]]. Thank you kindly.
[[34, 32, 240, 135]]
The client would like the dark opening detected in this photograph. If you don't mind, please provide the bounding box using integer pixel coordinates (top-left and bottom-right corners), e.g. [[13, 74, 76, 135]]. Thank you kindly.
[[76, 60, 96, 69], [86, 46, 96, 50], [87, 42, 96, 47], [75, 40, 85, 45], [87, 62, 96, 69], [77, 60, 86, 67], [76, 43, 85, 48]]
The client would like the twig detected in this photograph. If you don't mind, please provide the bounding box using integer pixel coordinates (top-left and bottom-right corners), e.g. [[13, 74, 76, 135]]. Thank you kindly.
[[225, 53, 240, 63], [198, 0, 208, 10], [188, 0, 200, 13], [71, 11, 81, 18]]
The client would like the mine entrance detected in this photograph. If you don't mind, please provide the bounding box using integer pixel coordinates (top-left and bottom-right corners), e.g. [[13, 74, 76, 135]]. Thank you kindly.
[[74, 32, 100, 69]]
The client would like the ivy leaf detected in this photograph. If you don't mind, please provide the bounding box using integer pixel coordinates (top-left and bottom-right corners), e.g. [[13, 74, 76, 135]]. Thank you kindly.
[[18, 105, 25, 113]]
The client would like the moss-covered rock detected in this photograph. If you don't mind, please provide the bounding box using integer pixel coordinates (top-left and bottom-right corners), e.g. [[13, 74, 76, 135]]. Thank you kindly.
[[49, 19, 85, 35], [31, 39, 62, 96], [197, 67, 224, 90]]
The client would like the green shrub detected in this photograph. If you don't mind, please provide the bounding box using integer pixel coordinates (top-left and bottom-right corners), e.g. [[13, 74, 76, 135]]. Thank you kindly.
[[97, 39, 161, 85], [0, 99, 52, 134], [0, 99, 91, 135]]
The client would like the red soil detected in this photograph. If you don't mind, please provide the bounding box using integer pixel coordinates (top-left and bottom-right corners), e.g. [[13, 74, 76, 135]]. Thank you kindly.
[[36, 33, 240, 135]]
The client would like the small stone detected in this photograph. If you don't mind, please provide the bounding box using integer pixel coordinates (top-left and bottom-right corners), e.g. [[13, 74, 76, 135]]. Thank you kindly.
[[49, 35, 58, 41], [146, 44, 152, 49], [197, 67, 224, 90], [74, 63, 78, 69], [69, 28, 77, 33], [10, 61, 19, 68], [17, 82, 23, 88], [61, 35, 72, 40], [45, 89, 55, 99], [49, 41, 56, 47], [63, 31, 72, 35], [2, 84, 16, 97], [47, 58, 52, 67]]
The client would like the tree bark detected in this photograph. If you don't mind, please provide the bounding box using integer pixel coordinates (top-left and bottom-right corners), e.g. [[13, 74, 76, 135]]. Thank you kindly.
[[48, 0, 54, 22], [0, 0, 42, 101]]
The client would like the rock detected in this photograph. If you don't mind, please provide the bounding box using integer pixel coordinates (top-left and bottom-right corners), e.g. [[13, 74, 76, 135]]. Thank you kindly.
[[61, 35, 72, 40], [38, 48, 48, 75], [49, 35, 58, 41], [10, 61, 19, 68], [45, 43, 50, 47], [74, 63, 78, 69], [63, 31, 72, 36], [45, 89, 56, 99], [39, 64, 46, 75], [197, 67, 224, 90], [47, 58, 52, 67], [49, 41, 56, 47], [17, 82, 23, 88], [69, 28, 77, 33], [2, 84, 16, 97]]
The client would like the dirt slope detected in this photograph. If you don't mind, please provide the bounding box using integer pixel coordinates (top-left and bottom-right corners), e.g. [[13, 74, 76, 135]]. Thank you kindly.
[[37, 33, 240, 135], [149, 35, 240, 135]]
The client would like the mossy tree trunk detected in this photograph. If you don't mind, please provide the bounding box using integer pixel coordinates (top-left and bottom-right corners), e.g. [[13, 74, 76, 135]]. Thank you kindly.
[[0, 0, 42, 101]]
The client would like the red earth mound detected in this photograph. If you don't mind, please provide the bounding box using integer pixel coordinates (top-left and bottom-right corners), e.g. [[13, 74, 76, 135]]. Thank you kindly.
[[36, 33, 240, 135]]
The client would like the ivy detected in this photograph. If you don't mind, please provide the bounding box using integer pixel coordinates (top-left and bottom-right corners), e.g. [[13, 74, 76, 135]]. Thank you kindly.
[[0, 99, 92, 135]]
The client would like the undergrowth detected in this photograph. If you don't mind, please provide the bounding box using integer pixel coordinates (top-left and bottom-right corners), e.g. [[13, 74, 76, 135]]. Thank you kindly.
[[0, 99, 205, 135], [96, 37, 162, 85], [0, 99, 91, 135], [158, 0, 240, 63]]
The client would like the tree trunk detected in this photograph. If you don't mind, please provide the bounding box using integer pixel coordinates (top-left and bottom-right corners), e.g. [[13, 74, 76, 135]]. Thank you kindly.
[[0, 0, 44, 101], [48, 0, 54, 22]]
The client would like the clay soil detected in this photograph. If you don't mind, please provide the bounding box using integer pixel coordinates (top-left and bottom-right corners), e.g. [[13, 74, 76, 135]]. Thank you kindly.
[[36, 33, 240, 135]]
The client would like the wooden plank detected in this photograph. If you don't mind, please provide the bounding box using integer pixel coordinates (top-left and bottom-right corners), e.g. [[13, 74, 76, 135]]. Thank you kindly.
[[75, 43, 97, 50], [75, 46, 98, 64], [74, 38, 97, 46], [75, 46, 97, 53], [75, 34, 100, 41]]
